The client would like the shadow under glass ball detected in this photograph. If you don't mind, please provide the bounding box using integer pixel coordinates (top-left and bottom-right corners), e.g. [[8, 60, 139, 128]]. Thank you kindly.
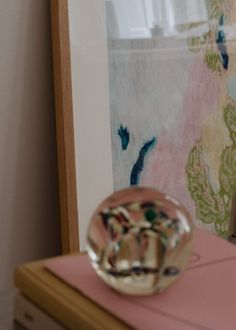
[[87, 187, 193, 296]]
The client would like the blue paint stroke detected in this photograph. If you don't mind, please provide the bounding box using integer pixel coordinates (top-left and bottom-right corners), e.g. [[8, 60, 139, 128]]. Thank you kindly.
[[216, 14, 229, 70], [130, 137, 157, 186], [118, 125, 130, 150]]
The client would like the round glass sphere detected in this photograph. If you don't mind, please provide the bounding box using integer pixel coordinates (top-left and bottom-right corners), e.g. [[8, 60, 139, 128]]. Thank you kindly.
[[87, 187, 193, 296]]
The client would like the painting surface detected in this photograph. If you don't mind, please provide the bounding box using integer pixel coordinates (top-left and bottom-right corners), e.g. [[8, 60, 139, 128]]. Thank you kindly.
[[106, 0, 236, 237]]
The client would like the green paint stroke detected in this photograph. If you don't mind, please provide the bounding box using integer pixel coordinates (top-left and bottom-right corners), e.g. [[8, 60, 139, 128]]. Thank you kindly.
[[187, 0, 232, 73], [206, 0, 224, 19], [186, 103, 236, 238], [224, 104, 236, 144], [204, 50, 222, 73]]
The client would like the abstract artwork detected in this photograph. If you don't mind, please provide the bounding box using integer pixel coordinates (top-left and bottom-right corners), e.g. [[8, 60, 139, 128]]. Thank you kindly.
[[106, 0, 236, 238], [52, 0, 236, 251]]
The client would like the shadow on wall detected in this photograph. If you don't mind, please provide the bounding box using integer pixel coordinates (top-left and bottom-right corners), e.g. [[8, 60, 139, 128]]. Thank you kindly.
[[0, 0, 61, 290]]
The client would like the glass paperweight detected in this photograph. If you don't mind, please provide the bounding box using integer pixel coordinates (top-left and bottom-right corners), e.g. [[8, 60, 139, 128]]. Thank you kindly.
[[87, 187, 193, 296]]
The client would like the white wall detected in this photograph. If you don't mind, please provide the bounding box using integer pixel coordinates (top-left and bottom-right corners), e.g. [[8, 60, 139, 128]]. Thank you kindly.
[[0, 0, 61, 291]]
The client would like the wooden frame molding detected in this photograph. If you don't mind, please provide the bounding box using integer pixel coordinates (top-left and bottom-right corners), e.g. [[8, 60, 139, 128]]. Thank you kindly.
[[50, 0, 79, 253]]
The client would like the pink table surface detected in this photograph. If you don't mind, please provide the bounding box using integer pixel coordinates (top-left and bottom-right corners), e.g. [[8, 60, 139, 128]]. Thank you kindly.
[[45, 229, 236, 330]]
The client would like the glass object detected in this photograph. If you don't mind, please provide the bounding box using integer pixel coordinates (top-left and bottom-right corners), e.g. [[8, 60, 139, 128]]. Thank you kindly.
[[87, 187, 193, 295]]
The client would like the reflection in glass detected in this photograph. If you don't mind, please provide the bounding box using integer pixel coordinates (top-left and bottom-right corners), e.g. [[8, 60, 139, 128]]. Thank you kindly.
[[107, 0, 209, 39]]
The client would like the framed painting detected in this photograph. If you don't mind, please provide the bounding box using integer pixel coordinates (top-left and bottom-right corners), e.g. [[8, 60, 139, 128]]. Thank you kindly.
[[51, 0, 236, 253]]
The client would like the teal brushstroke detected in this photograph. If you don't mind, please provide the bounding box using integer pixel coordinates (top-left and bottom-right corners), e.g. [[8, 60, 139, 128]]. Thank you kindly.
[[118, 125, 130, 150], [216, 14, 229, 70], [130, 137, 157, 186]]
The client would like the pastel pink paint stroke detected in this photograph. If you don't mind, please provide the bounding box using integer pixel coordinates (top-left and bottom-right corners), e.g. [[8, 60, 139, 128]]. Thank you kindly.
[[142, 55, 220, 221]]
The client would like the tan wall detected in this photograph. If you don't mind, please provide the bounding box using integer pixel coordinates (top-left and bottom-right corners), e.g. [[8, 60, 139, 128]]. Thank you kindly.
[[0, 0, 61, 291]]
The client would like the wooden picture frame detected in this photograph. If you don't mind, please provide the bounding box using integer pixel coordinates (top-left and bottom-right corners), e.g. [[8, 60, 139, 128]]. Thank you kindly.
[[50, 0, 79, 253], [51, 0, 236, 253], [50, 0, 114, 253]]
